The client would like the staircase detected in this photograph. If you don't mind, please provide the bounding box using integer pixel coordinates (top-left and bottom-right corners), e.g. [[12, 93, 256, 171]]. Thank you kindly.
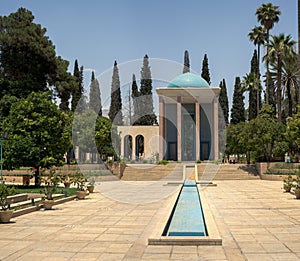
[[194, 163, 259, 180], [121, 163, 182, 181]]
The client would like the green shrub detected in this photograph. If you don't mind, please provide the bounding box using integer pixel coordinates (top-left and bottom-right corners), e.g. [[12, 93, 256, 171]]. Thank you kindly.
[[0, 183, 15, 210], [159, 160, 168, 165]]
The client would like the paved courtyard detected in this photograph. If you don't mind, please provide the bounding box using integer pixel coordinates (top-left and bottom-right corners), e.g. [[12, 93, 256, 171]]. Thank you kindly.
[[0, 179, 300, 261]]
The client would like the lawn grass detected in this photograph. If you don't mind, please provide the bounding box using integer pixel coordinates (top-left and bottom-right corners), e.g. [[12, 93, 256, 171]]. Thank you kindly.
[[8, 185, 78, 196]]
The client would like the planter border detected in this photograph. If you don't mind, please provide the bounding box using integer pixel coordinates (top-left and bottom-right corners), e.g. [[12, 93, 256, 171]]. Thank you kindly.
[[11, 195, 76, 218]]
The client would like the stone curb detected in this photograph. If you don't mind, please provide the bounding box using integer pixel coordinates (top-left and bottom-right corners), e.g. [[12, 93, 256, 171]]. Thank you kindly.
[[12, 195, 77, 218]]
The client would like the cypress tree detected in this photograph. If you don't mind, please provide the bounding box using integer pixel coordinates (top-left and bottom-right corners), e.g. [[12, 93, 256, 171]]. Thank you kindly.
[[131, 74, 140, 125], [89, 71, 102, 116], [230, 77, 245, 124], [108, 61, 123, 125], [266, 73, 276, 115], [248, 50, 259, 120], [75, 65, 87, 113], [183, 50, 190, 73], [136, 55, 157, 125], [219, 79, 229, 125], [201, 54, 211, 85], [71, 60, 85, 112]]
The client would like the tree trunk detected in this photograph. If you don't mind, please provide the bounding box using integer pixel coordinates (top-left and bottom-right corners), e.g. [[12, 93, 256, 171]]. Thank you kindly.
[[34, 167, 40, 187], [257, 44, 261, 115], [66, 149, 71, 164], [298, 0, 300, 83], [287, 79, 293, 117], [246, 151, 250, 165], [266, 29, 270, 104], [277, 57, 282, 123]]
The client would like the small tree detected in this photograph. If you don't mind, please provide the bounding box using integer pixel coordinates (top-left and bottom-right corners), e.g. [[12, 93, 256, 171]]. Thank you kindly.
[[2, 92, 71, 186], [286, 106, 300, 147], [95, 116, 119, 160], [201, 54, 211, 85], [135, 55, 157, 125], [250, 105, 287, 161], [89, 71, 102, 116], [108, 61, 123, 125], [183, 50, 190, 73], [131, 74, 140, 125], [219, 79, 229, 125], [71, 60, 85, 112], [230, 77, 245, 124]]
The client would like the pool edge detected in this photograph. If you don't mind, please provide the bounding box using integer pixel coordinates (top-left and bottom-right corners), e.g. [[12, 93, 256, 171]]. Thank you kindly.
[[148, 184, 222, 246]]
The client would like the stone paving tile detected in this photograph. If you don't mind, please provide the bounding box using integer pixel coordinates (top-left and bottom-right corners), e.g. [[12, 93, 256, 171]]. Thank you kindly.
[[244, 253, 274, 261], [284, 242, 300, 253], [14, 250, 51, 261], [170, 252, 201, 260], [261, 243, 291, 253], [270, 253, 300, 260], [144, 245, 173, 254], [172, 245, 198, 254], [253, 234, 281, 243], [197, 246, 227, 260], [142, 253, 171, 260], [98, 253, 126, 260], [232, 234, 257, 242], [70, 252, 102, 260], [105, 243, 133, 253], [41, 251, 76, 260]]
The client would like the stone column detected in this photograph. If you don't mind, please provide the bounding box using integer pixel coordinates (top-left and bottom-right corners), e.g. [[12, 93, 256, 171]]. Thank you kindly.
[[75, 146, 79, 160], [120, 133, 124, 159], [195, 99, 200, 161], [159, 96, 165, 161], [132, 135, 136, 160], [213, 96, 219, 160], [177, 96, 182, 161]]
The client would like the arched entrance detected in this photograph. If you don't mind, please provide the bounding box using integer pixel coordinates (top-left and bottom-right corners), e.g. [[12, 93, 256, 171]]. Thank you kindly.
[[136, 135, 144, 160], [124, 135, 132, 159]]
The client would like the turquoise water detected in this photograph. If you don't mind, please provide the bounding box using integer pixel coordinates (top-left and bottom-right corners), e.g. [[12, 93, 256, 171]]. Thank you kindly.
[[165, 180, 207, 236]]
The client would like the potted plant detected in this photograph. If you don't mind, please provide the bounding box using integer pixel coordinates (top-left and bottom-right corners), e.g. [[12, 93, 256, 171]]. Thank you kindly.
[[73, 171, 87, 199], [41, 166, 62, 210], [293, 172, 300, 199], [87, 177, 95, 193], [283, 174, 294, 192], [62, 173, 73, 188], [0, 183, 15, 223]]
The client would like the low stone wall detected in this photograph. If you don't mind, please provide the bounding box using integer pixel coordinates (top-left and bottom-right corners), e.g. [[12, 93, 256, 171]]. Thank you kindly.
[[255, 162, 299, 181], [105, 162, 126, 178], [259, 173, 286, 181]]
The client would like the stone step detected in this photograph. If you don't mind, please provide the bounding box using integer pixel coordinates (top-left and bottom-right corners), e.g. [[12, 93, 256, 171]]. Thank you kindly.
[[121, 163, 183, 181]]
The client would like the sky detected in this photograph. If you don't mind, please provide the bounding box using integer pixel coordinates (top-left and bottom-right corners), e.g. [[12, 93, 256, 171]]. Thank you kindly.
[[0, 0, 297, 113]]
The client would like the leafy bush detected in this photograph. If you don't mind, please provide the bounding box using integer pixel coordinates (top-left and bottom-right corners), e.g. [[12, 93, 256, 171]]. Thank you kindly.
[[0, 183, 15, 210], [159, 160, 168, 165]]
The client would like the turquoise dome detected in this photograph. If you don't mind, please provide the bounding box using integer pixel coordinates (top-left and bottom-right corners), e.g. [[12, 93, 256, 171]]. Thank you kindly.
[[168, 72, 209, 88]]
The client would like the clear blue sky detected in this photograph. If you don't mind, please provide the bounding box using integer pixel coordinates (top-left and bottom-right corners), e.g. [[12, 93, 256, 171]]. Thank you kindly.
[[0, 0, 297, 111]]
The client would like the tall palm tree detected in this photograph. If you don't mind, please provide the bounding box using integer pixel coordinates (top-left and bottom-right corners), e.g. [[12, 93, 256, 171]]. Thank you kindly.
[[256, 3, 281, 104], [248, 26, 267, 77], [266, 34, 296, 122], [282, 52, 299, 116]]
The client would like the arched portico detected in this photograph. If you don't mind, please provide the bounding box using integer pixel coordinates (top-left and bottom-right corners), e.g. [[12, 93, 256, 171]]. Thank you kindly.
[[124, 135, 132, 159], [118, 126, 159, 161]]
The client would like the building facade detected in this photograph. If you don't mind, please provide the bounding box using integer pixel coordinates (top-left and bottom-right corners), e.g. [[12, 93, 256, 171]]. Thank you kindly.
[[119, 72, 220, 162]]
